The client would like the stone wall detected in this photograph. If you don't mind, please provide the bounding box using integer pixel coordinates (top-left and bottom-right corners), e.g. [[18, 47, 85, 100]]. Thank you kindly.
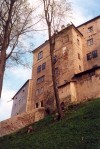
[[58, 68, 100, 104], [0, 108, 45, 137], [75, 69, 100, 101]]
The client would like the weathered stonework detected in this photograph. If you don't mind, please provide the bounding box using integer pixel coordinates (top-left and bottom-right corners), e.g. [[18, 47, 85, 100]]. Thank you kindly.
[[0, 108, 45, 137]]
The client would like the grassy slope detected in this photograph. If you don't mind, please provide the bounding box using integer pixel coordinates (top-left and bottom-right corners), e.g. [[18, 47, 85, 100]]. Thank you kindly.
[[0, 98, 100, 149]]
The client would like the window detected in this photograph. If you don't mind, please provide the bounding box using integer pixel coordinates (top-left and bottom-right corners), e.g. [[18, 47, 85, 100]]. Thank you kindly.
[[35, 103, 38, 108], [40, 101, 43, 107], [36, 89, 39, 96], [37, 65, 41, 73], [36, 87, 44, 96], [53, 55, 57, 64], [19, 99, 21, 105], [37, 76, 45, 84], [79, 65, 81, 71], [88, 26, 93, 32], [38, 51, 43, 60], [42, 62, 46, 70], [87, 38, 93, 46], [87, 50, 98, 61], [92, 50, 98, 58], [87, 52, 92, 60], [77, 39, 80, 45], [78, 53, 81, 60], [55, 67, 59, 76], [41, 87, 44, 93]]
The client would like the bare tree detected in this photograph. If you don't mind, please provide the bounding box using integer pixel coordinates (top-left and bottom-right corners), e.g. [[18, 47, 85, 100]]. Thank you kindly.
[[42, 0, 72, 119], [0, 0, 38, 97]]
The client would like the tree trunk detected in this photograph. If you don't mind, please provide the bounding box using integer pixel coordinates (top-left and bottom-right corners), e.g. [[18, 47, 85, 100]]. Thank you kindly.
[[48, 29, 63, 119], [0, 51, 6, 98]]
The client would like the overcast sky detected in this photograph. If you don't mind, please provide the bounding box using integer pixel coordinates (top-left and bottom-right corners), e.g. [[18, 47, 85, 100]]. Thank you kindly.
[[0, 0, 100, 122]]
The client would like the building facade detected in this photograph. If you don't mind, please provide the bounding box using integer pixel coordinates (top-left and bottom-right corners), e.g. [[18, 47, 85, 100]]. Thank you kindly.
[[11, 79, 33, 116], [11, 16, 100, 116], [31, 16, 100, 112]]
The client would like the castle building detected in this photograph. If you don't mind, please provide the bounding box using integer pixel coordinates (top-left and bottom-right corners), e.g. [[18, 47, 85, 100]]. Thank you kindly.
[[11, 16, 100, 116], [11, 79, 33, 116]]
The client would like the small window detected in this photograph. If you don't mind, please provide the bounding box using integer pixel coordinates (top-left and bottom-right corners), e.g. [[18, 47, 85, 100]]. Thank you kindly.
[[77, 39, 80, 45], [37, 76, 45, 84], [40, 87, 44, 93], [55, 67, 59, 76], [79, 65, 81, 71], [19, 99, 21, 105], [92, 50, 98, 58], [35, 103, 38, 108], [37, 65, 41, 73], [87, 52, 92, 60], [78, 53, 81, 60], [40, 101, 43, 107], [87, 38, 93, 46], [38, 51, 43, 60], [88, 26, 93, 32], [36, 89, 39, 96], [42, 62, 46, 70], [53, 55, 57, 64], [36, 87, 44, 96]]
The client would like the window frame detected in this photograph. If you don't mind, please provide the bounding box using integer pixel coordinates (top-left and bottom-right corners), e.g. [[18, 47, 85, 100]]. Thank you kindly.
[[87, 38, 93, 46], [40, 101, 44, 107], [37, 65, 41, 73], [78, 53, 81, 60], [87, 52, 92, 60], [35, 103, 39, 108], [38, 51, 43, 60], [92, 50, 98, 58], [37, 76, 45, 84], [88, 26, 93, 32], [42, 62, 46, 70], [79, 65, 81, 71]]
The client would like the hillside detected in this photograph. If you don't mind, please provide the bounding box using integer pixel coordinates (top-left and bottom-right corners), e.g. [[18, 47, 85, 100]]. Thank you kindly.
[[0, 98, 100, 149]]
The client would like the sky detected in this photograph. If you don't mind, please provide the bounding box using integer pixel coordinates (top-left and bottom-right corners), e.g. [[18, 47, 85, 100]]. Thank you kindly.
[[0, 0, 100, 122]]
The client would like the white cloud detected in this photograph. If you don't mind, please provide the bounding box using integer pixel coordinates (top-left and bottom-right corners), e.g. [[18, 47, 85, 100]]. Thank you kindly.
[[0, 89, 15, 121]]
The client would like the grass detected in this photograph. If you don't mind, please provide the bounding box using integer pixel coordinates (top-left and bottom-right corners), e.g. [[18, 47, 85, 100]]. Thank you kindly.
[[0, 98, 100, 149]]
